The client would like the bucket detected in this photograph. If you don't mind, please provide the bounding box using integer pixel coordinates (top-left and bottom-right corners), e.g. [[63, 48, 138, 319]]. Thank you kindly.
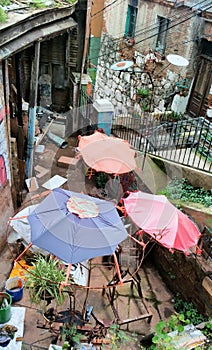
[[0, 292, 12, 323], [5, 277, 24, 303]]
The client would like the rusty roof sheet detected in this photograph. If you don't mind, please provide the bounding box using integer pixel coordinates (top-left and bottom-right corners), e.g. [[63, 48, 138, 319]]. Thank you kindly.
[[0, 0, 78, 29], [0, 16, 77, 59]]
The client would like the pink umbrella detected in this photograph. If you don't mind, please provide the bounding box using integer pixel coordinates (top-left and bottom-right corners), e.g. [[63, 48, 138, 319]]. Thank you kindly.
[[122, 191, 201, 253], [78, 131, 137, 175]]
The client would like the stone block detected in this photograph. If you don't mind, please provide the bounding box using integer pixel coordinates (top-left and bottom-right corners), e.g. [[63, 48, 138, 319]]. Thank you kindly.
[[34, 165, 49, 178], [57, 156, 79, 169]]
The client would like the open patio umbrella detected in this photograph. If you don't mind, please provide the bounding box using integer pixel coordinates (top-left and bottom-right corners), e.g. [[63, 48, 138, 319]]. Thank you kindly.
[[20, 188, 128, 264], [78, 131, 137, 175], [12, 188, 128, 285], [122, 191, 201, 253]]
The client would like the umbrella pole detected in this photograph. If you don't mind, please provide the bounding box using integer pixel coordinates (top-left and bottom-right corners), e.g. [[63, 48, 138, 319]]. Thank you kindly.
[[59, 263, 72, 293], [113, 253, 123, 286], [14, 243, 32, 263], [82, 260, 91, 318]]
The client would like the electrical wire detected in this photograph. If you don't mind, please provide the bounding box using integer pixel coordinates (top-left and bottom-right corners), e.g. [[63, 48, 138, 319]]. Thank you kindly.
[[91, 0, 122, 18], [91, 0, 209, 44], [133, 0, 211, 39], [116, 0, 210, 45], [90, 0, 126, 25], [89, 1, 211, 62]]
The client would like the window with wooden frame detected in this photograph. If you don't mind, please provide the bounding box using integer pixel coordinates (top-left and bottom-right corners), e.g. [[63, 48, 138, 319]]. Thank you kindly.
[[125, 0, 138, 38], [155, 16, 170, 54]]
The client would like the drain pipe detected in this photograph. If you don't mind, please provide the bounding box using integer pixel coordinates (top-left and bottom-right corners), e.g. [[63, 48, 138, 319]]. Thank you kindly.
[[80, 0, 92, 79], [26, 42, 40, 178], [78, 0, 92, 128]]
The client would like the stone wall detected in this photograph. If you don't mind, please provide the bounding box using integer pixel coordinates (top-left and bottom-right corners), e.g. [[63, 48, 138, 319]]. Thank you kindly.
[[94, 33, 186, 116]]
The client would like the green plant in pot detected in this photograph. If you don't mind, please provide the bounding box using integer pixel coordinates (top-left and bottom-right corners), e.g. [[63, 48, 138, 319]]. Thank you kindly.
[[25, 254, 73, 308]]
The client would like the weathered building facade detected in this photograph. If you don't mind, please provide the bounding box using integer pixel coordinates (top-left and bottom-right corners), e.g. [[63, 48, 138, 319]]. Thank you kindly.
[[0, 0, 87, 251], [93, 0, 212, 119]]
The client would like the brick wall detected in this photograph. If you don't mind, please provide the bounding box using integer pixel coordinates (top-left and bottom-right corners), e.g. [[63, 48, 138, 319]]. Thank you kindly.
[[152, 245, 212, 317]]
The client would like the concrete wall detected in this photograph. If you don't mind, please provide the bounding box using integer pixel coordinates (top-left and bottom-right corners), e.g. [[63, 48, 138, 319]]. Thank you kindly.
[[91, 0, 104, 37], [151, 156, 212, 191], [103, 0, 128, 38]]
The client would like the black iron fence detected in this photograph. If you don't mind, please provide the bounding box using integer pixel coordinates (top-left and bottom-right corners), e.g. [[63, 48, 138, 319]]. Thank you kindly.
[[78, 88, 211, 173], [112, 113, 212, 174]]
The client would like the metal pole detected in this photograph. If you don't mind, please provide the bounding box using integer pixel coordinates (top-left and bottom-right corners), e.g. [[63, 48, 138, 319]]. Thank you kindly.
[[26, 41, 40, 178]]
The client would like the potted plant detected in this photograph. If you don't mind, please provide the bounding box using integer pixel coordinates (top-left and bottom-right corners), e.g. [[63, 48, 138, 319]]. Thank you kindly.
[[25, 254, 72, 308]]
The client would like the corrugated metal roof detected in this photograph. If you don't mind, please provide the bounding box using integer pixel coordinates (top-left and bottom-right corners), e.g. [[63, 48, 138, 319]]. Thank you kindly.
[[0, 17, 77, 59], [174, 0, 212, 13], [0, 0, 78, 29]]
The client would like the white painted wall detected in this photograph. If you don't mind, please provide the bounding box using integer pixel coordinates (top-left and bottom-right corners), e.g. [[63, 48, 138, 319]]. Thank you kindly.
[[103, 0, 128, 38]]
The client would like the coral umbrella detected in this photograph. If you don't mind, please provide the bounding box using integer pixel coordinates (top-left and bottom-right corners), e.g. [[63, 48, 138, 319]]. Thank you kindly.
[[122, 191, 201, 253], [78, 131, 137, 175]]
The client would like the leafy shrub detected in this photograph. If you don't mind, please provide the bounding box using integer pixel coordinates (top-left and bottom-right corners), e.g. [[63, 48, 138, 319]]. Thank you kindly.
[[150, 313, 190, 350], [0, 7, 7, 22], [174, 293, 207, 325], [61, 323, 84, 348], [160, 178, 212, 208], [30, 0, 46, 9]]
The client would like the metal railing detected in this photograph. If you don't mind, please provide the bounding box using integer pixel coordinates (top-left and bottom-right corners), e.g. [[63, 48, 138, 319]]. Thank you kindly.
[[112, 113, 212, 173], [78, 88, 211, 173]]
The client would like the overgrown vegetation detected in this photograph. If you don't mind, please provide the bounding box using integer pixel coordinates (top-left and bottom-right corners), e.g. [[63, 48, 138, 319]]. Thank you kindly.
[[30, 0, 76, 9], [30, 0, 46, 9], [137, 87, 150, 98], [108, 324, 137, 349], [174, 293, 207, 325], [0, 0, 76, 22], [0, 7, 7, 22], [146, 294, 211, 349], [150, 313, 211, 349], [61, 323, 84, 349], [150, 313, 190, 350], [159, 177, 212, 208]]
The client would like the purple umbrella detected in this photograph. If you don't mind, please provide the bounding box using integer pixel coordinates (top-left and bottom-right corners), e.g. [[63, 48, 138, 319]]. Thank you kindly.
[[27, 188, 128, 264]]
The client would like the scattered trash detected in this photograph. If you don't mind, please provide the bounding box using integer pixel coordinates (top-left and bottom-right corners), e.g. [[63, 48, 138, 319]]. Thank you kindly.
[[168, 324, 206, 349], [47, 131, 68, 149]]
